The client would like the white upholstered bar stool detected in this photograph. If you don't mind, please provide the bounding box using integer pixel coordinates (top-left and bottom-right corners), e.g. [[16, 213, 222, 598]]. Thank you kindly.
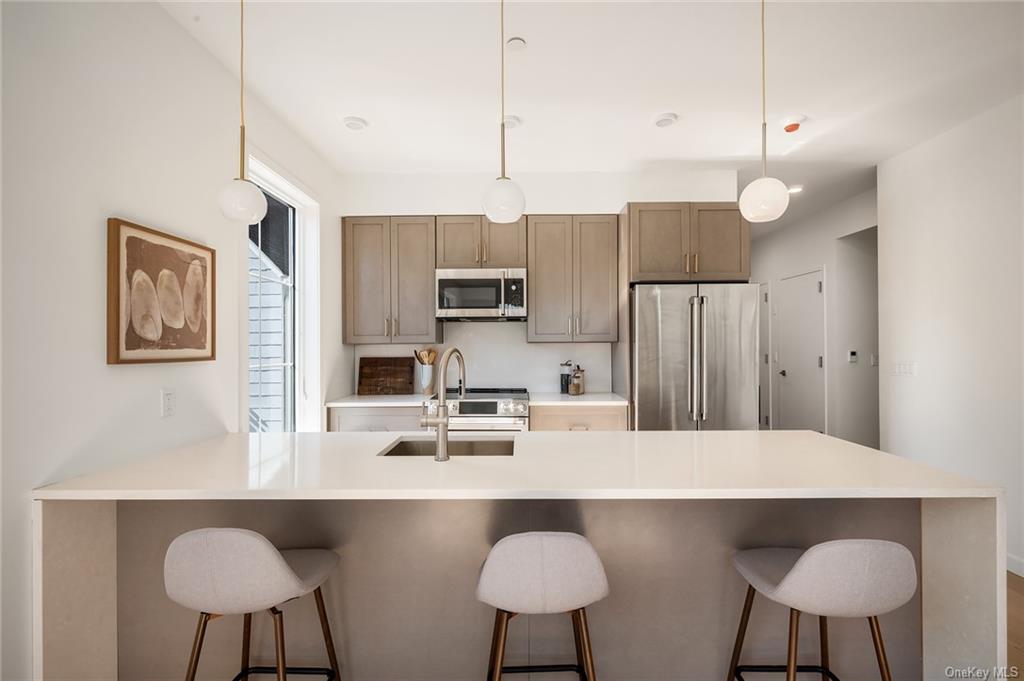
[[725, 539, 917, 681], [164, 528, 342, 681], [477, 532, 610, 681]]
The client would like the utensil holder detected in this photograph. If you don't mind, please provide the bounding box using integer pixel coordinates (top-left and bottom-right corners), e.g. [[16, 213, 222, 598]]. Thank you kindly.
[[417, 364, 435, 395]]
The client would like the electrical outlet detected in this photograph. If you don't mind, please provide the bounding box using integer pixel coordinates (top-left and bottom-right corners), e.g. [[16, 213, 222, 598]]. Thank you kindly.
[[161, 389, 176, 418]]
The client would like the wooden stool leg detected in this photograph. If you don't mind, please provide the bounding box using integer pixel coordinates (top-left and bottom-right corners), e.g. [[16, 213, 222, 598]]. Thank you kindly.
[[571, 610, 587, 680], [487, 610, 511, 681], [577, 607, 598, 681], [868, 616, 894, 681], [785, 609, 800, 681], [726, 585, 756, 681], [270, 607, 287, 681], [314, 587, 341, 680], [240, 613, 252, 678], [819, 616, 830, 681], [184, 612, 211, 681]]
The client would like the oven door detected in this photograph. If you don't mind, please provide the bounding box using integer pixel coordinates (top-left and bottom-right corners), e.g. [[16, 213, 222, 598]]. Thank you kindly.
[[448, 416, 529, 432], [436, 269, 506, 318]]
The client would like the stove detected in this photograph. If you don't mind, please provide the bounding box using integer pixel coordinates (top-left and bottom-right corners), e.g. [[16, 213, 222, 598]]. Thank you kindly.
[[426, 387, 530, 431]]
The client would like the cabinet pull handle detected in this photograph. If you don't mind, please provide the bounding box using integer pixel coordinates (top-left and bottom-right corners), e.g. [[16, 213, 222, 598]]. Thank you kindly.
[[569, 424, 589, 431], [483, 240, 488, 263], [393, 317, 399, 337], [695, 253, 699, 273], [567, 315, 572, 337], [384, 317, 390, 337], [575, 315, 581, 336], [475, 242, 480, 263], [685, 252, 690, 274]]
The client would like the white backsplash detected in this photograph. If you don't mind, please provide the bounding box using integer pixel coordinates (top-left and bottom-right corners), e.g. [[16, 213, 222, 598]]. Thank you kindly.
[[352, 322, 612, 394]]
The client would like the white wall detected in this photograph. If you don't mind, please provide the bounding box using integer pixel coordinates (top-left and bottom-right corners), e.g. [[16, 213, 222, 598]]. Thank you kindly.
[[878, 94, 1024, 574], [332, 168, 736, 395], [0, 3, 348, 678], [750, 189, 879, 445]]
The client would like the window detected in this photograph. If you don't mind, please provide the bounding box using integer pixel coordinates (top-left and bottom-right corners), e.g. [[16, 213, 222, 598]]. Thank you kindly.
[[248, 192, 296, 432]]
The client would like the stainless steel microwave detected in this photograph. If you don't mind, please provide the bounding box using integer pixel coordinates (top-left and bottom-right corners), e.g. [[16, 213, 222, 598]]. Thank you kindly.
[[435, 268, 527, 319]]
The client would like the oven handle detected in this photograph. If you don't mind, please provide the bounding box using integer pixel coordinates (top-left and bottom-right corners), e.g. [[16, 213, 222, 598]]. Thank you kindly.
[[447, 417, 528, 432]]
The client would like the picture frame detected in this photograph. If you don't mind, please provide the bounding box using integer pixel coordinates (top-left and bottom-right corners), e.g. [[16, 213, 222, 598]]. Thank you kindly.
[[106, 217, 216, 364]]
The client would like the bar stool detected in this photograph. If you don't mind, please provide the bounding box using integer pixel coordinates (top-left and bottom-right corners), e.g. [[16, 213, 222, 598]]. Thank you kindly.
[[725, 539, 917, 681], [477, 531, 610, 681], [164, 528, 342, 681]]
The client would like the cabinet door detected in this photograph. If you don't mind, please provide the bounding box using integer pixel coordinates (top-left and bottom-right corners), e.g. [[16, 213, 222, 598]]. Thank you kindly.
[[436, 216, 482, 268], [690, 203, 750, 281], [572, 215, 618, 342], [391, 216, 442, 344], [527, 215, 573, 342], [628, 202, 691, 282], [343, 216, 392, 344], [482, 217, 527, 267]]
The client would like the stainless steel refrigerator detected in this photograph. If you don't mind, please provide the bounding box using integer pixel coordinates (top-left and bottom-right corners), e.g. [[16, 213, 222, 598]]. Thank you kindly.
[[614, 283, 760, 430]]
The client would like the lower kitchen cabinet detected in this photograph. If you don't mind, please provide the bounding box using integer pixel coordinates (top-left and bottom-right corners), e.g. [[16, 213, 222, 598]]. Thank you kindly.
[[328, 407, 425, 432], [529, 405, 628, 431]]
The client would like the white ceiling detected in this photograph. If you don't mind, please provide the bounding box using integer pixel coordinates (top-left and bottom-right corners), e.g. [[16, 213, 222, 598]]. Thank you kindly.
[[162, 1, 1023, 229]]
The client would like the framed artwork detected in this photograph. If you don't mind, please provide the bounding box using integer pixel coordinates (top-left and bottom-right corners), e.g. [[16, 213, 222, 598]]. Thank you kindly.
[[107, 218, 216, 364]]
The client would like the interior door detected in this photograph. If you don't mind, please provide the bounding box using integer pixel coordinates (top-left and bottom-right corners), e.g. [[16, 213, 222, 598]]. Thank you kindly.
[[758, 283, 771, 429], [773, 270, 826, 432], [633, 284, 697, 430], [698, 284, 759, 430]]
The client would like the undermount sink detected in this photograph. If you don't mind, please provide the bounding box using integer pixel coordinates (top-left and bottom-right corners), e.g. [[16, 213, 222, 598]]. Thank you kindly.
[[380, 438, 515, 457]]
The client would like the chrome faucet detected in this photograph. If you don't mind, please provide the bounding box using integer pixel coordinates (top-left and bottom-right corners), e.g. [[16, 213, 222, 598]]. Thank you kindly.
[[419, 347, 467, 462]]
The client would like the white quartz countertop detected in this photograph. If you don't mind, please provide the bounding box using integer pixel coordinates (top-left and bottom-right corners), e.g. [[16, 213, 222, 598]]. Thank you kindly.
[[325, 394, 430, 408], [528, 393, 628, 407], [326, 393, 627, 408], [33, 431, 998, 501]]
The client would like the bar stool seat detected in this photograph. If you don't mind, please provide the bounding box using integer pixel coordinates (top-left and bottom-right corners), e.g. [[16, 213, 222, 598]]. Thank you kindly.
[[726, 539, 917, 681], [164, 528, 342, 681], [477, 532, 609, 681]]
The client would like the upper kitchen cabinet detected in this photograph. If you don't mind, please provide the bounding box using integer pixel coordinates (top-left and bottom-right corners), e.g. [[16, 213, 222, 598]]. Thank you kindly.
[[436, 215, 527, 268], [482, 217, 527, 267], [621, 202, 749, 282], [624, 202, 691, 282], [528, 214, 618, 343], [435, 216, 481, 268], [689, 202, 750, 281], [343, 216, 442, 345]]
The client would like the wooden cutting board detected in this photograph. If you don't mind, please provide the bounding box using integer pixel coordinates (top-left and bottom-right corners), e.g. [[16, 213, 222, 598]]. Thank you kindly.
[[357, 357, 415, 395]]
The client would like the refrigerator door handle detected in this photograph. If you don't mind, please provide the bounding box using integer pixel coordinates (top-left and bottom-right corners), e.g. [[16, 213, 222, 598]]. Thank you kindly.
[[689, 295, 699, 422], [700, 295, 709, 421]]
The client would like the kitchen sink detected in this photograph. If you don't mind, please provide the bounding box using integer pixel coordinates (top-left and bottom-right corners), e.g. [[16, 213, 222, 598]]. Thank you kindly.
[[380, 438, 515, 457]]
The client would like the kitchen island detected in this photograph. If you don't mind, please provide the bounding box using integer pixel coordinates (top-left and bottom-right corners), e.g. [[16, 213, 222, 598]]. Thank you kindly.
[[33, 430, 1004, 680]]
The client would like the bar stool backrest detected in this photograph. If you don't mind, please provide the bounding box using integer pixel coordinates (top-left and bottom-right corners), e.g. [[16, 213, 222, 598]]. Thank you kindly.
[[164, 528, 304, 615], [772, 539, 917, 618]]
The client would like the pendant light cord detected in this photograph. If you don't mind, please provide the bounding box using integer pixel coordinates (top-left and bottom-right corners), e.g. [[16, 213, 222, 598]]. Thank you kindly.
[[760, 0, 767, 178], [498, 0, 507, 179], [238, 0, 247, 181]]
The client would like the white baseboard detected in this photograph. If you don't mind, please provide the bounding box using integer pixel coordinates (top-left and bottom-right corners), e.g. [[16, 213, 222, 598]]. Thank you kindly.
[[1009, 552, 1024, 577]]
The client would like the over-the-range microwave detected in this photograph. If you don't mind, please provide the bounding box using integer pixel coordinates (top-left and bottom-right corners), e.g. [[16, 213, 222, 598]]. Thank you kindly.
[[435, 268, 527, 320]]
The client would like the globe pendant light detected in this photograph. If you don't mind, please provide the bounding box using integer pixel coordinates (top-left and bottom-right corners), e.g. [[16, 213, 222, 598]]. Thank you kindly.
[[482, 0, 525, 224], [738, 0, 789, 223], [218, 0, 268, 224]]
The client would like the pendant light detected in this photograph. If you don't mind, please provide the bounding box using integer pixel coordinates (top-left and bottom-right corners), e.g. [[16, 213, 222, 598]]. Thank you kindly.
[[738, 0, 789, 223], [481, 0, 525, 224], [218, 0, 268, 224]]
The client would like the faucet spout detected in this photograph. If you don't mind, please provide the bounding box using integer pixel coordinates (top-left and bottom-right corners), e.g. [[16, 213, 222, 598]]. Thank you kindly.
[[419, 347, 467, 462]]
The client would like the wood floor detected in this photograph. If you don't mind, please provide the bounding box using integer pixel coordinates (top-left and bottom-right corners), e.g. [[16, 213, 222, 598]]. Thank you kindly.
[[1010, 571, 1024, 670]]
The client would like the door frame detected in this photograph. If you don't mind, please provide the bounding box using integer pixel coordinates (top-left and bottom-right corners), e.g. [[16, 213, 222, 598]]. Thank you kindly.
[[769, 266, 829, 434]]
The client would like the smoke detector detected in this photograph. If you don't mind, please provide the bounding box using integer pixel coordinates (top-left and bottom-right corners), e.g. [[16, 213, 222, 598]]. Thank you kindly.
[[342, 116, 368, 131], [506, 37, 527, 51], [782, 114, 807, 133]]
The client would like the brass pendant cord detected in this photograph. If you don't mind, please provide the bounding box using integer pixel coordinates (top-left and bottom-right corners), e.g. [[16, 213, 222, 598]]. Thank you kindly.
[[759, 0, 767, 178], [498, 0, 508, 180], [237, 0, 247, 181]]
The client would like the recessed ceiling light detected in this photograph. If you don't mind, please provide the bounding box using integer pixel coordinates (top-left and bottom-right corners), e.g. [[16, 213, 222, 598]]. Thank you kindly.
[[653, 112, 679, 128], [787, 185, 804, 194], [498, 114, 522, 129], [782, 114, 808, 133], [342, 116, 368, 131], [506, 37, 527, 51]]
